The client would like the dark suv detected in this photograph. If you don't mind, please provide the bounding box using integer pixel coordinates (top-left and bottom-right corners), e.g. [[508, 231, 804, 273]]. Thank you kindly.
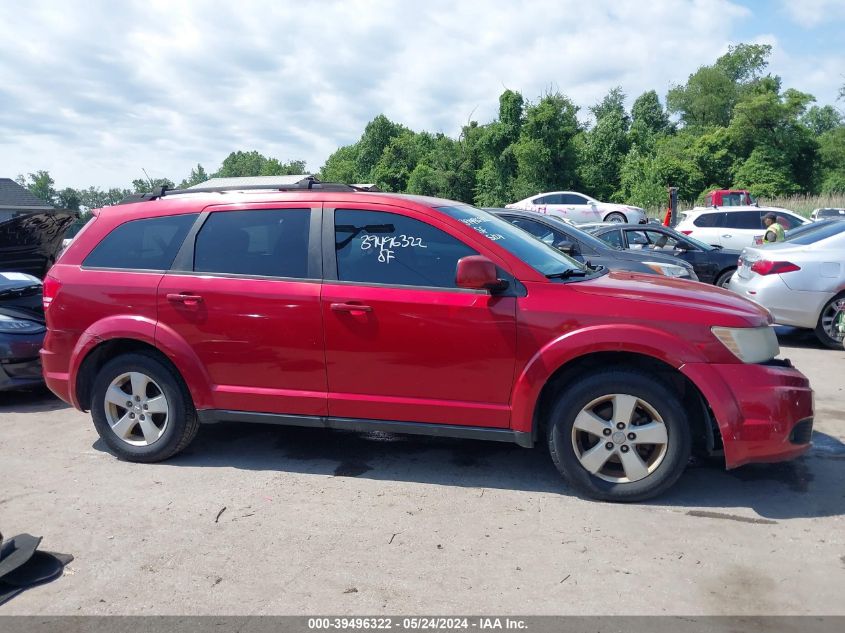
[[41, 182, 813, 501]]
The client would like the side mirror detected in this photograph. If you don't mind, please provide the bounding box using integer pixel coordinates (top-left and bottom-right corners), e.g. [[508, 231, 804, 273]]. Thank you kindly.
[[456, 256, 508, 292], [554, 239, 579, 255]]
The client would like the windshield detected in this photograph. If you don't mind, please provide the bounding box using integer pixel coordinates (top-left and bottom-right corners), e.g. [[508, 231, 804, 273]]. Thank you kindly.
[[786, 221, 845, 245], [437, 204, 586, 277]]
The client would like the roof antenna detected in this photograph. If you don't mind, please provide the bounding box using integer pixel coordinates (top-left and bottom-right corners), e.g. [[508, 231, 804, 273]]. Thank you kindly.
[[142, 168, 155, 190]]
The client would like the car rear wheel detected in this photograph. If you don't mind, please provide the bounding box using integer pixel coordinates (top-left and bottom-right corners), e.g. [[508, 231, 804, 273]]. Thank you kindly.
[[547, 369, 691, 502], [715, 268, 736, 288], [91, 352, 199, 462], [603, 212, 626, 223], [815, 294, 845, 349]]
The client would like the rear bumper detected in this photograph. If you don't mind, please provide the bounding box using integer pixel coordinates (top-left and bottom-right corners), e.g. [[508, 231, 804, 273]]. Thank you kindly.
[[681, 361, 813, 469], [729, 274, 829, 330], [40, 328, 74, 405]]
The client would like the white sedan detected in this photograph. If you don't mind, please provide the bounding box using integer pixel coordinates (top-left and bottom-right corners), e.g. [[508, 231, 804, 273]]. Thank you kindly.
[[728, 221, 845, 348], [506, 191, 647, 224]]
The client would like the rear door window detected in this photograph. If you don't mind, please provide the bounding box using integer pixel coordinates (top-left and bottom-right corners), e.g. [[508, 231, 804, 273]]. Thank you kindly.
[[534, 194, 563, 205], [193, 209, 312, 278], [561, 193, 589, 205], [83, 214, 198, 270], [334, 209, 477, 288], [724, 211, 764, 229]]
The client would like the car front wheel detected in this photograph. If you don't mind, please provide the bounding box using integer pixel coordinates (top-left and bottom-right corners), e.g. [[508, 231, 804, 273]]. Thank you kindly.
[[547, 369, 691, 502], [603, 212, 627, 223], [91, 352, 199, 462]]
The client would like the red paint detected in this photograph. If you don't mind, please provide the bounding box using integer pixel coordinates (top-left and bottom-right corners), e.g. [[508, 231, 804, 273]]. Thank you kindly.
[[41, 190, 812, 469]]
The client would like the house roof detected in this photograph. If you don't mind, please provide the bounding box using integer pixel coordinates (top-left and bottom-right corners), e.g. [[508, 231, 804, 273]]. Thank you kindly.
[[0, 178, 54, 211], [188, 175, 314, 189]]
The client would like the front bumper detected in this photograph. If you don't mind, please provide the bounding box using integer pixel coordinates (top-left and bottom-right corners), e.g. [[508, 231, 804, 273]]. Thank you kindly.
[[729, 272, 830, 330], [681, 360, 813, 469], [0, 333, 45, 391]]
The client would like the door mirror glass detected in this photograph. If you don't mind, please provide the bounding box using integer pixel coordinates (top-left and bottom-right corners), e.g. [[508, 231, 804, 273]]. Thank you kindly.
[[456, 256, 507, 292]]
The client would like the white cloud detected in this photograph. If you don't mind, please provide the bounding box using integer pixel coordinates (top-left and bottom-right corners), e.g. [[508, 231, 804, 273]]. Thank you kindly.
[[780, 0, 845, 28], [0, 0, 839, 190]]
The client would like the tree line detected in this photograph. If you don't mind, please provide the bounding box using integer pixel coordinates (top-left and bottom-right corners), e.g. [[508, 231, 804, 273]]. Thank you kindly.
[[16, 44, 845, 216]]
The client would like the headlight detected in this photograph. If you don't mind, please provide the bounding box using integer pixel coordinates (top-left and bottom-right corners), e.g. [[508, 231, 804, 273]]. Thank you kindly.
[[711, 326, 779, 363], [0, 314, 46, 334], [642, 261, 693, 279]]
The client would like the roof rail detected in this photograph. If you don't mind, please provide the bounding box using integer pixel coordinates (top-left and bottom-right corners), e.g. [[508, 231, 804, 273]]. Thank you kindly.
[[116, 177, 365, 205]]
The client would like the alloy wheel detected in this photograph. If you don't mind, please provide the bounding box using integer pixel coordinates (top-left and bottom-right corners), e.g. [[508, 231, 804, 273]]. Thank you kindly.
[[821, 299, 845, 344], [570, 393, 669, 483], [103, 371, 170, 446]]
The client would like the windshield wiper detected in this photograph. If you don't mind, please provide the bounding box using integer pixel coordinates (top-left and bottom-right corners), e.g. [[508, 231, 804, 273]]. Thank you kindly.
[[546, 269, 589, 280]]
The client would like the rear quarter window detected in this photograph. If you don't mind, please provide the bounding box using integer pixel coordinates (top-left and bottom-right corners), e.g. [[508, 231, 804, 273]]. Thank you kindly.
[[83, 214, 198, 270], [693, 212, 726, 228]]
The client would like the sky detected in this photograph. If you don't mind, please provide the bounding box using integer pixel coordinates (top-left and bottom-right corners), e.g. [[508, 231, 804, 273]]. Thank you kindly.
[[0, 0, 843, 190]]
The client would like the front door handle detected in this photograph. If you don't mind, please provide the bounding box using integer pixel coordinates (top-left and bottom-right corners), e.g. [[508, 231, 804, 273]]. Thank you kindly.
[[331, 302, 373, 313], [167, 293, 204, 306], [722, 234, 732, 238]]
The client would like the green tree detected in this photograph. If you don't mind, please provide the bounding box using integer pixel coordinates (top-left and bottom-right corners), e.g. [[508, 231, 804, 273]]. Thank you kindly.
[[667, 44, 773, 128], [213, 151, 306, 178], [629, 90, 672, 151], [15, 170, 56, 205], [56, 187, 81, 211], [132, 177, 175, 194], [510, 93, 581, 201], [801, 105, 843, 135], [733, 146, 800, 197], [178, 164, 209, 188], [819, 126, 845, 193], [579, 88, 630, 200], [319, 145, 361, 183]]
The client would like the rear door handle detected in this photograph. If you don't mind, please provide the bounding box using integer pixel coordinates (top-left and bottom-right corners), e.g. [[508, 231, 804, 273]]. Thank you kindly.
[[167, 293, 203, 306], [722, 234, 732, 238], [330, 302, 373, 313]]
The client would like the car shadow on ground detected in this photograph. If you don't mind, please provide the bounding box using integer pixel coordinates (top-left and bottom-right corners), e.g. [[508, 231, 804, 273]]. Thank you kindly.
[[0, 386, 70, 413], [775, 326, 834, 351], [97, 420, 845, 521]]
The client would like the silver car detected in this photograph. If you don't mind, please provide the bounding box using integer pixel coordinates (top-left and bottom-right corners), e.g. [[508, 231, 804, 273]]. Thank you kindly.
[[729, 221, 845, 348]]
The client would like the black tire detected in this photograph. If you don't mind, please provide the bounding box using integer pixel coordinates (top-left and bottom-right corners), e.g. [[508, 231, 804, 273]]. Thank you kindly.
[[603, 212, 627, 223], [547, 369, 691, 502], [715, 268, 736, 288], [814, 293, 845, 350], [91, 352, 199, 462]]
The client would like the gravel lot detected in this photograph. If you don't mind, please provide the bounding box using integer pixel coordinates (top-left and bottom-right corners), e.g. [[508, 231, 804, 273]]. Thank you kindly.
[[1, 328, 843, 615]]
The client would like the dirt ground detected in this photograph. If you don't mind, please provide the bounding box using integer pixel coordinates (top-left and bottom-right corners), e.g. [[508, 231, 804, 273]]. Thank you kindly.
[[1, 328, 843, 615]]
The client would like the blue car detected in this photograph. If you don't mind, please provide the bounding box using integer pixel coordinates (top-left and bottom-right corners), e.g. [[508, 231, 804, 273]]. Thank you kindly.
[[0, 272, 45, 391]]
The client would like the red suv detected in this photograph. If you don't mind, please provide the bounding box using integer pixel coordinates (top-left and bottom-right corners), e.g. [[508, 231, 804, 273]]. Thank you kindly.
[[41, 182, 814, 501]]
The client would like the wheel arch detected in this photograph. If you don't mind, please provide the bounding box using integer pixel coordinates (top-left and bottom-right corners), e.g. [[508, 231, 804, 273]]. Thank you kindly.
[[520, 350, 722, 461], [72, 317, 212, 411]]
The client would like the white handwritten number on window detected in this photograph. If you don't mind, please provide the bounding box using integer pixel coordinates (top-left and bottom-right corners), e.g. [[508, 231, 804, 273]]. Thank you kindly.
[[360, 234, 427, 263]]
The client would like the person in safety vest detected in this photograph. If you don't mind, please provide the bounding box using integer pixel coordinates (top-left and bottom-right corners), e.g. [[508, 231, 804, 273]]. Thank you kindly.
[[763, 212, 785, 244]]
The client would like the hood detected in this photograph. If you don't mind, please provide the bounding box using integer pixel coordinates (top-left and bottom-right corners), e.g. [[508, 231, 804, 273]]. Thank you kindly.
[[571, 270, 770, 327], [0, 211, 77, 278]]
